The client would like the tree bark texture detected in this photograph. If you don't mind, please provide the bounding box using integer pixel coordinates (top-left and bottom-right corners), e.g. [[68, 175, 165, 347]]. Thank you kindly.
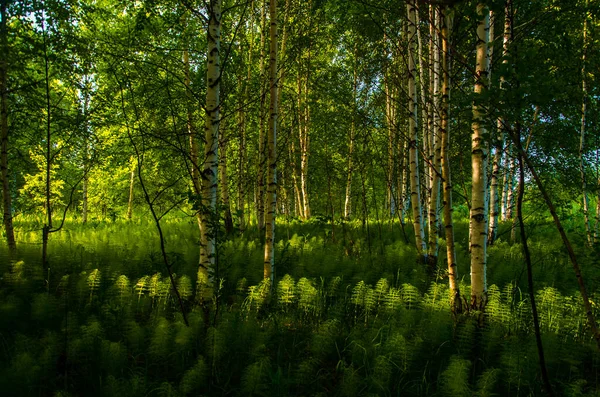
[[470, 3, 490, 311], [440, 7, 461, 313], [263, 0, 278, 284], [407, 0, 427, 262], [197, 0, 222, 300], [0, 0, 15, 251]]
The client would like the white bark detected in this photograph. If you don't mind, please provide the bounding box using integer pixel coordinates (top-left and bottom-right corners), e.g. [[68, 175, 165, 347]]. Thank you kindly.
[[470, 3, 490, 310], [197, 0, 222, 300], [407, 0, 427, 261], [264, 0, 278, 283]]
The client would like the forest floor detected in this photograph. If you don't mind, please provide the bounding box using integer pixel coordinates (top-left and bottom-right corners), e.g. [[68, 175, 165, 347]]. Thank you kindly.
[[0, 215, 599, 396]]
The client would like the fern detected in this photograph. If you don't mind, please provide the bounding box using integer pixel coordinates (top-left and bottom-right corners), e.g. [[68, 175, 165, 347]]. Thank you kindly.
[[327, 276, 342, 299], [115, 275, 131, 304], [537, 286, 562, 333], [180, 356, 207, 394], [243, 279, 270, 312], [384, 287, 402, 311], [401, 283, 420, 309], [277, 274, 296, 306], [475, 368, 499, 397], [374, 278, 389, 306], [241, 357, 270, 396], [296, 277, 317, 313], [351, 281, 367, 307], [177, 275, 193, 301], [148, 273, 161, 303], [135, 276, 149, 302], [150, 317, 172, 361], [87, 269, 101, 303], [423, 282, 448, 310], [371, 355, 392, 392], [439, 356, 472, 396]]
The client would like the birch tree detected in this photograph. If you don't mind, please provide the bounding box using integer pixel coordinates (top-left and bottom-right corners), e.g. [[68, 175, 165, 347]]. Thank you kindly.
[[440, 6, 461, 312], [488, 0, 512, 244], [197, 0, 222, 300], [0, 0, 15, 251], [470, 3, 491, 310], [579, 0, 592, 246], [407, 0, 427, 263], [263, 0, 278, 284]]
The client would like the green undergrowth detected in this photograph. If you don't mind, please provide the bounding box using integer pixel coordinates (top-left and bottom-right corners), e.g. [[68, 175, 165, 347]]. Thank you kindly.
[[0, 215, 599, 396], [1, 260, 599, 396]]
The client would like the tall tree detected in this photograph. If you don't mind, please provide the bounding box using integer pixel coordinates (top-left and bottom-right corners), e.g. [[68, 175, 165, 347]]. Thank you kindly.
[[440, 6, 461, 313], [488, 0, 513, 244], [0, 0, 15, 251], [407, 0, 427, 263], [263, 0, 278, 284], [579, 0, 592, 246], [197, 0, 222, 300], [470, 2, 491, 311]]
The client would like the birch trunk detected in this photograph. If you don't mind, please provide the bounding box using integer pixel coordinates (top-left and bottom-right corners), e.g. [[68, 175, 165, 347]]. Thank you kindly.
[[257, 0, 267, 230], [81, 75, 90, 224], [0, 0, 15, 251], [489, 0, 512, 244], [237, 1, 253, 233], [290, 141, 303, 218], [440, 7, 461, 312], [264, 0, 278, 284], [385, 43, 394, 216], [470, 3, 490, 311], [415, 5, 430, 220], [427, 7, 442, 269], [580, 2, 592, 245], [126, 156, 135, 220], [197, 0, 222, 300], [184, 42, 204, 267], [345, 63, 358, 219], [219, 123, 233, 234], [300, 77, 311, 220], [407, 0, 427, 262]]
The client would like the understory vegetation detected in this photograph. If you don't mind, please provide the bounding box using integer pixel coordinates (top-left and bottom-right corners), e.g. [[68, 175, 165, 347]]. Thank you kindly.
[[1, 214, 599, 396]]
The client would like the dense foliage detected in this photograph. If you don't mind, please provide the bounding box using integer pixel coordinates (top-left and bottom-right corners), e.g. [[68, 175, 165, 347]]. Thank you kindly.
[[1, 0, 600, 395]]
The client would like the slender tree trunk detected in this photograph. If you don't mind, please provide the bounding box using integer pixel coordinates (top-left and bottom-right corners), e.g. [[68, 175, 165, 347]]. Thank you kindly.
[[41, 15, 52, 273], [237, 1, 253, 233], [470, 3, 490, 311], [82, 156, 88, 223], [579, 2, 592, 246], [385, 40, 394, 216], [197, 0, 222, 300], [264, 0, 278, 284], [440, 7, 461, 313], [501, 151, 515, 221], [427, 7, 442, 270], [415, 5, 430, 223], [345, 60, 358, 220], [290, 141, 303, 218], [219, 123, 233, 234], [595, 175, 600, 242], [184, 42, 204, 269], [489, 0, 512, 244], [407, 0, 427, 263], [299, 78, 311, 220], [515, 121, 553, 396], [257, 0, 267, 230], [506, 121, 600, 349], [0, 0, 15, 252], [81, 76, 90, 224], [126, 156, 135, 220]]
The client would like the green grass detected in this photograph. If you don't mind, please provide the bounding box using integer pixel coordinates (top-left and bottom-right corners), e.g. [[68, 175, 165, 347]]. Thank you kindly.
[[0, 214, 599, 396]]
